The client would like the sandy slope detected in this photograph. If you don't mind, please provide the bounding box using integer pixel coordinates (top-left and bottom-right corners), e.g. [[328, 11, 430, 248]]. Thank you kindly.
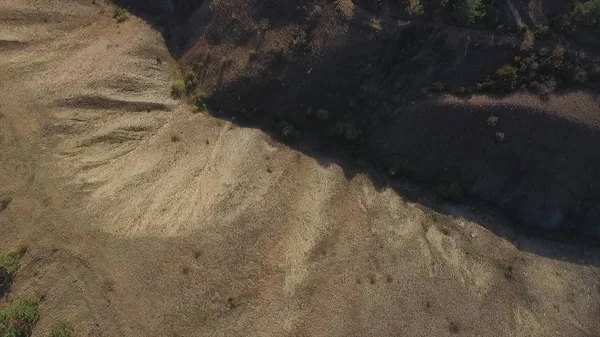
[[0, 1, 599, 336]]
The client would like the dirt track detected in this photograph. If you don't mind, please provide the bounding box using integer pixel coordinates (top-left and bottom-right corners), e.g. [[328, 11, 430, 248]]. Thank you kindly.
[[1, 1, 599, 336]]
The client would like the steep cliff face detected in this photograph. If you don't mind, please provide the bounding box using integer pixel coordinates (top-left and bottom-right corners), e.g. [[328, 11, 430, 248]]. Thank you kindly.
[[116, 0, 600, 236]]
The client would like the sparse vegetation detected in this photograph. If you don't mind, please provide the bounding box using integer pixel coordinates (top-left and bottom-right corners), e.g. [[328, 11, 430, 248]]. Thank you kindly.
[[495, 131, 505, 142], [0, 252, 19, 297], [572, 0, 600, 28], [113, 8, 128, 23], [49, 320, 75, 337], [453, 0, 485, 25], [171, 80, 185, 99], [0, 299, 39, 337]]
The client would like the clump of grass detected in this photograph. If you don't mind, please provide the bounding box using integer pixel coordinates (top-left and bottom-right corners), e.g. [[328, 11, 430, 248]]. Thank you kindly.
[[0, 252, 20, 297], [495, 132, 505, 142], [49, 319, 75, 337], [0, 299, 39, 337], [171, 80, 185, 99], [113, 8, 128, 23]]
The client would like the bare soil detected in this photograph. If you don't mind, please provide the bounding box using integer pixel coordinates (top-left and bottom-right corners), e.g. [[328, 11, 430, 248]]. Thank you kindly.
[[0, 1, 599, 337]]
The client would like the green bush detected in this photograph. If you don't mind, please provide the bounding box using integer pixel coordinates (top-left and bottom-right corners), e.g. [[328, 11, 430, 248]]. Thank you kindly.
[[493, 65, 518, 92], [0, 253, 19, 297], [0, 299, 39, 337], [194, 92, 208, 111], [170, 80, 185, 99], [113, 8, 128, 23], [49, 320, 75, 337], [573, 0, 600, 28], [453, 0, 485, 25], [534, 24, 549, 37]]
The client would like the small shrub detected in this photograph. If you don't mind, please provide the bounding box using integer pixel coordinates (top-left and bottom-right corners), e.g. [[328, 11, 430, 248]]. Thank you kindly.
[[0, 252, 19, 297], [486, 115, 498, 126], [171, 80, 185, 99], [408, 0, 425, 16], [0, 299, 39, 337], [449, 321, 461, 334], [329, 121, 359, 141], [517, 21, 527, 34], [495, 131, 505, 142], [530, 76, 557, 96], [279, 121, 296, 138], [194, 92, 208, 111], [560, 62, 587, 84], [113, 8, 128, 23], [533, 24, 549, 37], [573, 0, 600, 28], [453, 0, 485, 26], [315, 108, 330, 121], [184, 71, 198, 92], [258, 18, 270, 31], [493, 65, 518, 92], [49, 320, 75, 337]]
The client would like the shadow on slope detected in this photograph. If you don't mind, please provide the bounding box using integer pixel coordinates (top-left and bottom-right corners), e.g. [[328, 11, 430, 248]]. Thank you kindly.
[[113, 0, 600, 266]]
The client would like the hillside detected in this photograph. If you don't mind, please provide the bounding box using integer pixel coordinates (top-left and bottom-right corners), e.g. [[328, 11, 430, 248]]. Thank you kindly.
[[114, 0, 600, 235], [0, 0, 599, 336]]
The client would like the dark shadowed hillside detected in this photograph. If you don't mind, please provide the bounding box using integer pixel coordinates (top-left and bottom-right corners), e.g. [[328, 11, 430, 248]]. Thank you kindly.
[[117, 0, 600, 236]]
